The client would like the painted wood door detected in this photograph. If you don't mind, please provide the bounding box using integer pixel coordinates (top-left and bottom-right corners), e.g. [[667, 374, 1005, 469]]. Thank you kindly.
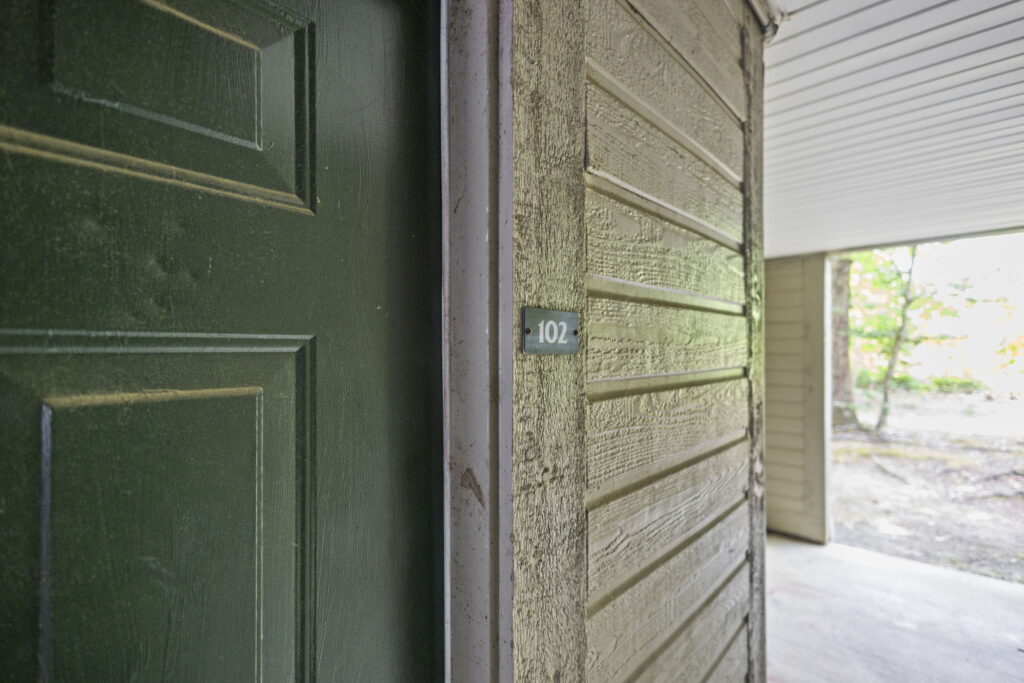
[[0, 1, 442, 679]]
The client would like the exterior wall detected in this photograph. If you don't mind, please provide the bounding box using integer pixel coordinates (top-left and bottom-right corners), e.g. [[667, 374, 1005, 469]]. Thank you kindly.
[[510, 1, 589, 680], [509, 0, 769, 680], [764, 255, 831, 543], [583, 0, 765, 680]]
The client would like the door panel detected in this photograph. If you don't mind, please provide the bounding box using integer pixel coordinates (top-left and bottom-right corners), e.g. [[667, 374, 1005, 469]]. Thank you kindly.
[[2, 332, 309, 680], [0, 1, 441, 679], [2, 0, 313, 208]]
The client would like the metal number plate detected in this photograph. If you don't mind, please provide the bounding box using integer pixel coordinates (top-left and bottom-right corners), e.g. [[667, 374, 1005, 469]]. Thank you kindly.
[[522, 307, 580, 355]]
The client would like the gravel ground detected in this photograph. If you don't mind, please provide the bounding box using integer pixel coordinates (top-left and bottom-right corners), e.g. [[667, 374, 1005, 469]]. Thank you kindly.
[[832, 390, 1024, 583]]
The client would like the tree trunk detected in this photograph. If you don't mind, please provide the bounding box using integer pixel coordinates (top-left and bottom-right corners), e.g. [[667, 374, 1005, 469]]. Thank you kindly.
[[831, 257, 858, 427], [875, 246, 918, 433]]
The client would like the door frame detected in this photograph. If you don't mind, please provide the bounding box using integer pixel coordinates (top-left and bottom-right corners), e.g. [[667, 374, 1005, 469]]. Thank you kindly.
[[441, 1, 514, 680]]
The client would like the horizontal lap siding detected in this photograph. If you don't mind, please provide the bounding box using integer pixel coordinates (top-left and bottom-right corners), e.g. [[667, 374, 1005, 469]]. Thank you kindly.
[[767, 462, 805, 484], [766, 385, 803, 405], [584, 0, 757, 680], [766, 401, 802, 419], [765, 256, 830, 543], [625, 0, 747, 118], [587, 504, 749, 681], [587, 189, 745, 302], [587, 84, 744, 242], [705, 623, 750, 683], [766, 496, 804, 515], [636, 564, 751, 682], [586, 0, 744, 176], [588, 443, 750, 608], [587, 379, 749, 491], [767, 416, 802, 434], [765, 259, 807, 519], [767, 432, 803, 451], [587, 298, 748, 380], [764, 477, 804, 500]]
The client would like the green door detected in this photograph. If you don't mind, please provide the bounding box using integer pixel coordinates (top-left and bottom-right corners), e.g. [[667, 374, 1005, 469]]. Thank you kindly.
[[0, 0, 442, 679]]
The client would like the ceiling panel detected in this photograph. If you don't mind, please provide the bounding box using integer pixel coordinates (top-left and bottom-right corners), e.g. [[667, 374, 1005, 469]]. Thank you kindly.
[[764, 0, 1024, 256]]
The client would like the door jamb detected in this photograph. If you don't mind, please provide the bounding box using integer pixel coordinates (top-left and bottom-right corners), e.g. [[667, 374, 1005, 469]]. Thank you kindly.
[[441, 1, 514, 680]]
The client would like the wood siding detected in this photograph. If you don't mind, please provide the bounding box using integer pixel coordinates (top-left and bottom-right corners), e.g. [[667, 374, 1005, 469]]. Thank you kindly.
[[582, 0, 766, 680], [764, 255, 831, 543], [511, 0, 588, 679]]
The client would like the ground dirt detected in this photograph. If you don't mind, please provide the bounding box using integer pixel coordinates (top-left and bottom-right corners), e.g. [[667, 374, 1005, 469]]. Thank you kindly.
[[832, 389, 1024, 583]]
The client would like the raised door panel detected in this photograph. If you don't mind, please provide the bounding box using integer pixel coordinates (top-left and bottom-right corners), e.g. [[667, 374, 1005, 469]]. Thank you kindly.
[[0, 0, 442, 679], [0, 331, 313, 679], [0, 0, 313, 209], [45, 393, 261, 681]]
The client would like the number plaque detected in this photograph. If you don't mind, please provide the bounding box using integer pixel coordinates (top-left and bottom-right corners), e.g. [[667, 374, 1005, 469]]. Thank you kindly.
[[522, 307, 581, 355]]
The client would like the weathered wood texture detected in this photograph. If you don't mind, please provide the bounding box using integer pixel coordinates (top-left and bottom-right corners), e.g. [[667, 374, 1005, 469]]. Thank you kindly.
[[586, 504, 749, 681], [706, 622, 750, 683], [580, 0, 766, 680], [586, 189, 745, 303], [636, 564, 751, 682], [586, 379, 749, 491], [764, 255, 831, 544], [586, 0, 744, 179], [626, 0, 747, 119], [586, 297, 748, 380], [510, 0, 587, 680], [742, 12, 768, 683], [588, 443, 749, 609], [587, 84, 744, 242]]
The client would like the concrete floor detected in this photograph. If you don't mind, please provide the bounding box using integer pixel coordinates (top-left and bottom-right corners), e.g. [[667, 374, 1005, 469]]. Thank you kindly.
[[766, 534, 1024, 683]]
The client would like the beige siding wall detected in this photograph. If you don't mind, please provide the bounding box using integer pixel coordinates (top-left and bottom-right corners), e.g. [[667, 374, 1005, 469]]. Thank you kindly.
[[582, 0, 765, 680], [764, 255, 831, 543], [511, 0, 590, 678]]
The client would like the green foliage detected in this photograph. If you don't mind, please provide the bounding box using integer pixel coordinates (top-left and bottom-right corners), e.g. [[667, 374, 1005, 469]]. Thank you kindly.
[[845, 237, 1023, 414], [930, 376, 986, 393], [849, 247, 957, 358], [894, 374, 930, 392], [856, 367, 948, 393], [997, 333, 1024, 367], [849, 247, 959, 391]]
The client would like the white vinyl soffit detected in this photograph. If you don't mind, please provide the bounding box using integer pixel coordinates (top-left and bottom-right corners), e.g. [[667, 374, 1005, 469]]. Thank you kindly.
[[764, 0, 1024, 257]]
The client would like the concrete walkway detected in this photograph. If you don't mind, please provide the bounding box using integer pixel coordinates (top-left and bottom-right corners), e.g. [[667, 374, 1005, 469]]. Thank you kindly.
[[766, 534, 1024, 683]]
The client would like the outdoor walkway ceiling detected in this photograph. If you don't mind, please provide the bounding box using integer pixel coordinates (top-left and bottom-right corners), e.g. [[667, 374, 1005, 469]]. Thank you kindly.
[[764, 0, 1024, 257]]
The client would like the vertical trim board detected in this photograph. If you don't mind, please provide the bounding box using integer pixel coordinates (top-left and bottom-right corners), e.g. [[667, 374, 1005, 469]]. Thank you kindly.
[[741, 8, 768, 682], [510, 0, 587, 680]]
